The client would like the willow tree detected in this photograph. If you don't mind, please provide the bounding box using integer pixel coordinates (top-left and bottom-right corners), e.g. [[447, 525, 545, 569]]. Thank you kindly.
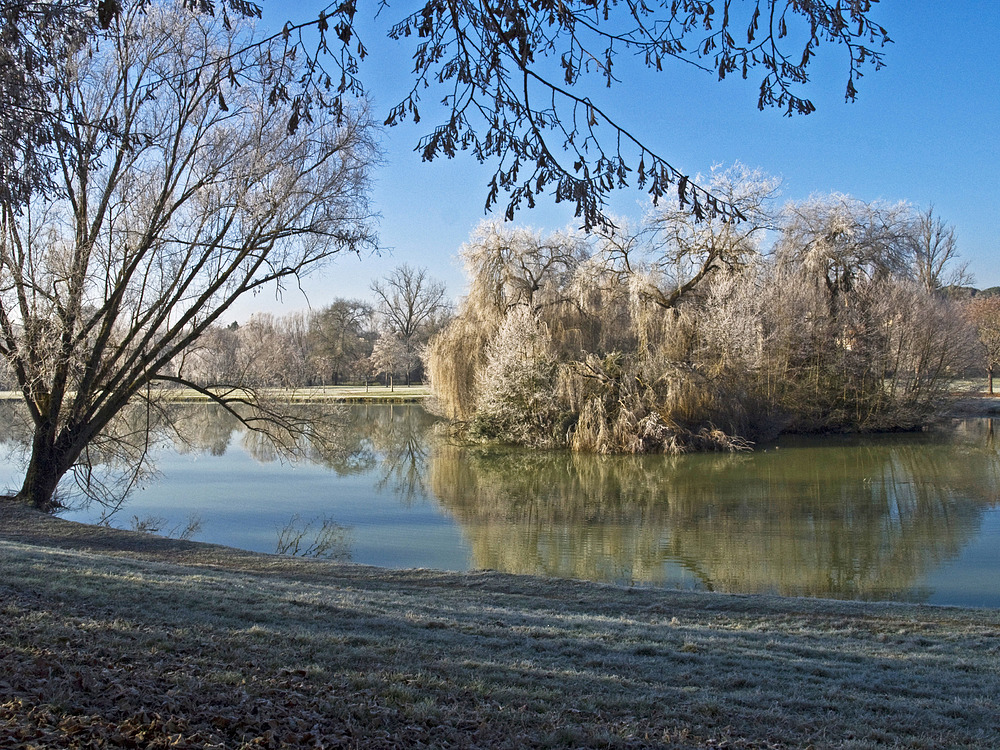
[[425, 221, 587, 420], [0, 3, 376, 510]]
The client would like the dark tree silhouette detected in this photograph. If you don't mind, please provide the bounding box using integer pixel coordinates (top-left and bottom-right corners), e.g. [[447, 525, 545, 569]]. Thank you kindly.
[[375, 0, 890, 227]]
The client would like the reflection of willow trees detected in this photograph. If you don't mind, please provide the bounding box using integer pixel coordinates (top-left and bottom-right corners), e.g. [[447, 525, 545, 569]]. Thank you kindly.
[[429, 422, 1000, 600]]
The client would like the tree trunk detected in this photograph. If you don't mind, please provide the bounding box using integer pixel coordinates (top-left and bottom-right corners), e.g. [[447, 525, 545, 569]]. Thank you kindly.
[[989, 365, 995, 397], [15, 430, 72, 511]]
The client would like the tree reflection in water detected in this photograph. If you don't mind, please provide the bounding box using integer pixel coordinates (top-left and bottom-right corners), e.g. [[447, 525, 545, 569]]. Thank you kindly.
[[427, 420, 1000, 601], [0, 400, 377, 512], [351, 403, 438, 505], [167, 403, 378, 477]]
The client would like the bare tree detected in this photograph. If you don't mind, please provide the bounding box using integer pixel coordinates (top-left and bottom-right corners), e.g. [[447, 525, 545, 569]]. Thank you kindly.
[[371, 265, 448, 384], [175, 322, 241, 386], [0, 4, 376, 510], [777, 194, 914, 303], [0, 0, 267, 210], [966, 297, 1000, 395], [459, 221, 589, 316], [765, 200, 973, 430], [601, 163, 780, 311], [1, 0, 100, 208], [233, 313, 310, 388], [371, 265, 448, 342], [3, 1, 892, 239], [908, 207, 971, 293]]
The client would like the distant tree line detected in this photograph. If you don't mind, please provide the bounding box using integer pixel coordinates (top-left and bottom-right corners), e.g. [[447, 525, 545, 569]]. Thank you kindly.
[[0, 263, 449, 396], [167, 265, 450, 390], [426, 165, 994, 453]]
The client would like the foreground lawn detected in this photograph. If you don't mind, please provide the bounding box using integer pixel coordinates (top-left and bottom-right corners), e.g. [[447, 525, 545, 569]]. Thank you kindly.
[[1, 501, 998, 749]]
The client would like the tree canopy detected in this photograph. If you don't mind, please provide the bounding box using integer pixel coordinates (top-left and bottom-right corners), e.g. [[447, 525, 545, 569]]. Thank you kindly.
[[427, 179, 973, 450], [378, 0, 890, 227], [2, 0, 891, 226]]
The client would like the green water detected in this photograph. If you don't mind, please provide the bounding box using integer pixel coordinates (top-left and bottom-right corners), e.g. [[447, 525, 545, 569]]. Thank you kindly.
[[3, 403, 1000, 607]]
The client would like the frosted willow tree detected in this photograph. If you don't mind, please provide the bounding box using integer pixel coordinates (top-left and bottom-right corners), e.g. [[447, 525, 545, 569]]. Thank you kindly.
[[0, 3, 376, 510], [429, 182, 973, 451], [602, 163, 781, 312], [424, 220, 587, 420]]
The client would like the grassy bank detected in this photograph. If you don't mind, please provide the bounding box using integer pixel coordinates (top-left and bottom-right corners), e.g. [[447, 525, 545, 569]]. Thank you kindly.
[[1, 501, 998, 748]]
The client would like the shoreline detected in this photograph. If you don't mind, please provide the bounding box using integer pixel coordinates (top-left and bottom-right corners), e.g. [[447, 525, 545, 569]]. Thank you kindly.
[[2, 385, 997, 409], [2, 498, 999, 748]]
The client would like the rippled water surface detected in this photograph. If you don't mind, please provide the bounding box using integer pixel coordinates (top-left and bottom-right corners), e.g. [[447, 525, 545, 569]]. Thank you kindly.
[[4, 403, 1000, 607]]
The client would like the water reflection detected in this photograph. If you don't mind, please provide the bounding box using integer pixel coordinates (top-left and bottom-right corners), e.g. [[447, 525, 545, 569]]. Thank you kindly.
[[166, 402, 378, 475], [426, 423, 1000, 601], [356, 403, 436, 504], [0, 399, 372, 504]]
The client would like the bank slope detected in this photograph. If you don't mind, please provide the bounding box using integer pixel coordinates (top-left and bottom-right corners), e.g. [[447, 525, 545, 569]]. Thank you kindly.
[[1, 501, 998, 749]]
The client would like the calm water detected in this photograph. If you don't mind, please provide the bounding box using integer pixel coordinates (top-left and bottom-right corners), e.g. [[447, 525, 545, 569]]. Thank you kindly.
[[3, 403, 1000, 608]]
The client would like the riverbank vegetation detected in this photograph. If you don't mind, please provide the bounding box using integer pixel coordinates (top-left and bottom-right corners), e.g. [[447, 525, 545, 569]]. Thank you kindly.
[[2, 500, 998, 749], [427, 165, 983, 453]]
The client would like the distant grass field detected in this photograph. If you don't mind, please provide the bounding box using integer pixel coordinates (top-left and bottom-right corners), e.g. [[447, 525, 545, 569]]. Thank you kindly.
[[1, 500, 998, 749], [0, 384, 432, 403]]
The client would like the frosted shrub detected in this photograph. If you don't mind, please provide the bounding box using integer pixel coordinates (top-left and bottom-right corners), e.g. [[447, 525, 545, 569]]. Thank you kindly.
[[470, 307, 566, 445]]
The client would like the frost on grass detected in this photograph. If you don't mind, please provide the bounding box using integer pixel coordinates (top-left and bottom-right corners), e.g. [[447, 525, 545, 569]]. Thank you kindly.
[[1, 502, 999, 749]]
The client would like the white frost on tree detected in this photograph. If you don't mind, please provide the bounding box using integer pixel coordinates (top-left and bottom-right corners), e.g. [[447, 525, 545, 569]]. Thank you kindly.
[[472, 306, 562, 445]]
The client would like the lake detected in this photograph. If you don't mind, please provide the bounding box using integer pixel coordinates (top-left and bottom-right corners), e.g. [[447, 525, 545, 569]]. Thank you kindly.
[[3, 402, 1000, 608]]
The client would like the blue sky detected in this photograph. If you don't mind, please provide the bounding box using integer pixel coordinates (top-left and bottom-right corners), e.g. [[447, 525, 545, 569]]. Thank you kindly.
[[238, 0, 1000, 318]]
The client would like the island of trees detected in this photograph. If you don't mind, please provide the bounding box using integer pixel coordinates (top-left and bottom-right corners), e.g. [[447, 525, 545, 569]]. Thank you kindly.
[[426, 167, 998, 452]]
